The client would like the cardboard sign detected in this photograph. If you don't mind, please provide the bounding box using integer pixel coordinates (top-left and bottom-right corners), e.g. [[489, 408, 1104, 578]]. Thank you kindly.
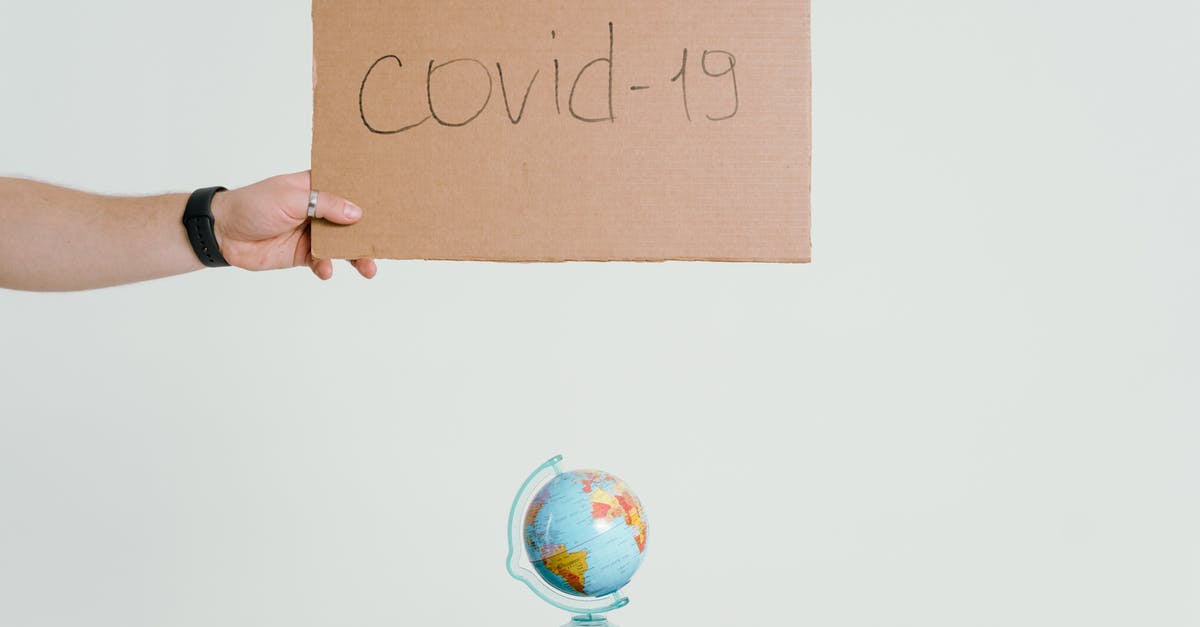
[[312, 1, 810, 262]]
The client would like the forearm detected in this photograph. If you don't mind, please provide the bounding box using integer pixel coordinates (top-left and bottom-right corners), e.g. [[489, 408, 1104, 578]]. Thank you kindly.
[[0, 177, 203, 291]]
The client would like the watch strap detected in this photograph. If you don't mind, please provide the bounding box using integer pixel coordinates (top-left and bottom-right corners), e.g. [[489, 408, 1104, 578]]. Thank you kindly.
[[183, 186, 230, 268]]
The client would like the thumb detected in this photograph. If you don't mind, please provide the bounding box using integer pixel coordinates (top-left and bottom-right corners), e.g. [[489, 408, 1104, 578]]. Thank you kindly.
[[310, 190, 363, 225]]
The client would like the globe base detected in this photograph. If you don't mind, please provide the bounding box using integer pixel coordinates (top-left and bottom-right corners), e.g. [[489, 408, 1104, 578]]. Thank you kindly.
[[566, 614, 614, 627]]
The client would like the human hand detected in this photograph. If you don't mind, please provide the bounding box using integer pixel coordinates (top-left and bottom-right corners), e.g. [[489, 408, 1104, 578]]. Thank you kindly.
[[211, 170, 376, 280]]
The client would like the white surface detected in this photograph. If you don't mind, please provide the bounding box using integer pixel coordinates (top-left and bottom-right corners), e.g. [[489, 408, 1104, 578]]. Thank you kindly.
[[1, 1, 1197, 626]]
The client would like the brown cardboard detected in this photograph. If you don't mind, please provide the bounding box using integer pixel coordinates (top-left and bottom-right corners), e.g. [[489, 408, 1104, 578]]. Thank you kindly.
[[312, 1, 810, 262]]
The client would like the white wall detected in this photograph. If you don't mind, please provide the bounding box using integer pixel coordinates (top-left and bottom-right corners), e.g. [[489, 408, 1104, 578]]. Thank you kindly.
[[1, 1, 1196, 626]]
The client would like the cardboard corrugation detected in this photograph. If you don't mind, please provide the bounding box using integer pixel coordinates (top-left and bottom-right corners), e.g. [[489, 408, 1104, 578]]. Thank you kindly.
[[312, 1, 810, 262]]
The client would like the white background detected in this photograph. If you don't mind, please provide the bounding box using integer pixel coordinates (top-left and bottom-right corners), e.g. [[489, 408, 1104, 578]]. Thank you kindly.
[[1, 1, 1197, 626]]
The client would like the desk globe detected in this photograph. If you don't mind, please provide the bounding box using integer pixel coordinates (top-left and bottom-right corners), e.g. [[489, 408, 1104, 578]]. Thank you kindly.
[[507, 455, 648, 627]]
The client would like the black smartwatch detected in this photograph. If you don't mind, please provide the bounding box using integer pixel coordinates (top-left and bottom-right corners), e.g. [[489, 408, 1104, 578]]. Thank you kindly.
[[183, 186, 230, 267]]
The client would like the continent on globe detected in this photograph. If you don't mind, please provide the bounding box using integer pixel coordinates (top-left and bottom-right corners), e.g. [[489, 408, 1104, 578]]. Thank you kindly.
[[590, 488, 623, 524], [589, 485, 648, 554], [540, 545, 590, 595], [614, 492, 647, 553], [578, 471, 611, 494], [525, 499, 544, 528]]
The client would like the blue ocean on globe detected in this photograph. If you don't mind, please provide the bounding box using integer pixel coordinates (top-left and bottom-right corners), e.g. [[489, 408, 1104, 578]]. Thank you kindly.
[[523, 470, 648, 598]]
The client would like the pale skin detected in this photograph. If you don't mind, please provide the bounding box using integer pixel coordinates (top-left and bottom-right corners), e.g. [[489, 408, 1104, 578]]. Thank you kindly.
[[0, 171, 376, 291]]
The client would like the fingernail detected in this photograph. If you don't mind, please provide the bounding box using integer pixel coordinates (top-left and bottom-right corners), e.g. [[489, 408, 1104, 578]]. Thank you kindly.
[[344, 202, 362, 220]]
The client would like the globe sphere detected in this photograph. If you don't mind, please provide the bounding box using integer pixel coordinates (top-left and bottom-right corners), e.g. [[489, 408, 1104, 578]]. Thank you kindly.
[[522, 470, 648, 598]]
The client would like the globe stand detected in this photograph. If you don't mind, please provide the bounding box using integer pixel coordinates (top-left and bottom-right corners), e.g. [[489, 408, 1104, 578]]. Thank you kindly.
[[507, 455, 631, 627]]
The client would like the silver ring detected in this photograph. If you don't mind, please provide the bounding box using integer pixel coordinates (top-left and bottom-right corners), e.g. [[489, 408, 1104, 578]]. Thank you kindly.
[[307, 190, 319, 218]]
